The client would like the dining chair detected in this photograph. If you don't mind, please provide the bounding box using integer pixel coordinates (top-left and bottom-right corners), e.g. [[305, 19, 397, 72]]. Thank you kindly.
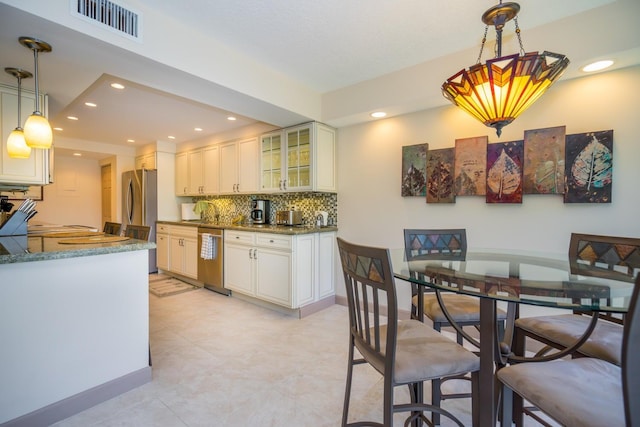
[[403, 229, 506, 423], [123, 224, 151, 241], [497, 273, 640, 427], [337, 237, 479, 427], [103, 221, 122, 236], [513, 233, 640, 366]]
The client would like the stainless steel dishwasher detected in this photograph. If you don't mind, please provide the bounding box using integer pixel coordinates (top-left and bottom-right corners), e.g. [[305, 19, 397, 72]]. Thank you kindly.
[[197, 227, 229, 295]]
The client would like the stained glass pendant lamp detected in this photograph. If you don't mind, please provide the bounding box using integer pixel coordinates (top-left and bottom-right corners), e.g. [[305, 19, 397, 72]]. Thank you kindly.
[[4, 67, 33, 159], [442, 2, 569, 137], [19, 36, 53, 149]]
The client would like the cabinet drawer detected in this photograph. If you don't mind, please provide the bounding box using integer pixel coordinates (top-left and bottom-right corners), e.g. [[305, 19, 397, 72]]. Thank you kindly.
[[225, 230, 255, 245], [256, 233, 292, 250], [170, 225, 197, 238], [157, 224, 170, 234]]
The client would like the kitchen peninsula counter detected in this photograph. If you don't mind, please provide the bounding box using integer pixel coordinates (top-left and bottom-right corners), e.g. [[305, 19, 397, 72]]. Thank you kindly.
[[0, 233, 154, 425], [157, 220, 338, 235]]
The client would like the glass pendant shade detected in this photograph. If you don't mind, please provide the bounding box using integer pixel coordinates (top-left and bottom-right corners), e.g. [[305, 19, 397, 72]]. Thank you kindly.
[[443, 51, 569, 137], [24, 113, 53, 149], [441, 2, 569, 137], [7, 128, 32, 159]]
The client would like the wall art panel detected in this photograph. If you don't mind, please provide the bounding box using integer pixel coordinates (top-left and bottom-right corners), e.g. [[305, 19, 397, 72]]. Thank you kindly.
[[523, 126, 566, 194], [426, 148, 455, 203], [564, 130, 613, 203], [486, 140, 524, 204], [454, 136, 487, 196], [401, 143, 428, 197]]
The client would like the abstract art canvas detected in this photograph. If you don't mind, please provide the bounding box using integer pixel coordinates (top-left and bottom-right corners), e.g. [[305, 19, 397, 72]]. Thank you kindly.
[[401, 143, 428, 197], [454, 136, 487, 196], [486, 140, 524, 203], [523, 126, 566, 194], [426, 148, 455, 203], [564, 130, 613, 203]]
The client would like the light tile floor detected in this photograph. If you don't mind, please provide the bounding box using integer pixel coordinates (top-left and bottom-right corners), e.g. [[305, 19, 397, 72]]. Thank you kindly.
[[53, 287, 553, 426]]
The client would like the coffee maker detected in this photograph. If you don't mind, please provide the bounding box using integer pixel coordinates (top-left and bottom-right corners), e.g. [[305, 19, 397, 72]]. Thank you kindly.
[[250, 199, 270, 224]]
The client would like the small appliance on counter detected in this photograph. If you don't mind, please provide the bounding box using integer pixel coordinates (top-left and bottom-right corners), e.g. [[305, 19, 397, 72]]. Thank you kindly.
[[181, 203, 200, 221], [250, 199, 270, 224], [276, 208, 303, 226]]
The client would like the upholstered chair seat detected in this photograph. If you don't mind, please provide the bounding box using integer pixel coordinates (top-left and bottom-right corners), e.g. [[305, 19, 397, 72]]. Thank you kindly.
[[418, 293, 508, 324], [516, 314, 622, 365]]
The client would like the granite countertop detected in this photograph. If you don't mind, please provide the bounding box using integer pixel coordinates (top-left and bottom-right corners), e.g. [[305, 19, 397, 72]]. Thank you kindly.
[[157, 220, 338, 235], [0, 234, 155, 264]]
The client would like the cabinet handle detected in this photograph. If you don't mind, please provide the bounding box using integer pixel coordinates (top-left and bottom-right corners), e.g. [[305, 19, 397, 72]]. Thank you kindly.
[[283, 180, 287, 190], [183, 187, 188, 194], [253, 249, 257, 259], [249, 248, 253, 259], [279, 179, 283, 190], [269, 239, 274, 243]]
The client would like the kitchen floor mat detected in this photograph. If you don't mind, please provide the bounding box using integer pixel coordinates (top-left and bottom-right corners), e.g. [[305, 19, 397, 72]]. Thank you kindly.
[[148, 276, 198, 297]]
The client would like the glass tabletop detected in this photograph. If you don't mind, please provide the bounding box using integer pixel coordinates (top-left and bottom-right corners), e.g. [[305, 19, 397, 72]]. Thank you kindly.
[[390, 248, 634, 313]]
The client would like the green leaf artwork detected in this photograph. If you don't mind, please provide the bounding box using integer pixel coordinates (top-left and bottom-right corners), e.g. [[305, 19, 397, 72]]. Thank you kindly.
[[564, 130, 613, 203]]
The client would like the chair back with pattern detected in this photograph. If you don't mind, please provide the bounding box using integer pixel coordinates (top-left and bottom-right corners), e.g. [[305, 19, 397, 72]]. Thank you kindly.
[[404, 229, 467, 261], [623, 274, 640, 425], [569, 233, 640, 282], [337, 237, 397, 377], [124, 224, 151, 241], [103, 222, 122, 235]]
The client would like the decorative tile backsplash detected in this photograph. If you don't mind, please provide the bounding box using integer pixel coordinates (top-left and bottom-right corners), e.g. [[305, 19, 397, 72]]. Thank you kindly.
[[194, 192, 338, 226]]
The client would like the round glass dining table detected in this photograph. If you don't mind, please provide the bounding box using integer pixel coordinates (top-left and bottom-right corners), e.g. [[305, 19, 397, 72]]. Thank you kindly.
[[389, 248, 634, 427]]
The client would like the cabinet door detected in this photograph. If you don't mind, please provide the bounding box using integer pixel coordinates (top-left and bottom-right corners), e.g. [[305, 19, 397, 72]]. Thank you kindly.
[[156, 233, 169, 271], [255, 247, 292, 307], [0, 86, 49, 185], [202, 145, 219, 194], [237, 137, 259, 193], [188, 149, 203, 194], [169, 235, 184, 274], [183, 237, 198, 279], [260, 132, 282, 191], [219, 142, 238, 194], [224, 243, 254, 295], [285, 125, 311, 191], [315, 123, 337, 192], [136, 153, 156, 170], [317, 232, 336, 299], [175, 152, 189, 195]]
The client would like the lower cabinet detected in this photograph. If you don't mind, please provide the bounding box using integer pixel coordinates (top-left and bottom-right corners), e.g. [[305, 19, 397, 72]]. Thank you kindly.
[[156, 224, 197, 279], [224, 230, 335, 309]]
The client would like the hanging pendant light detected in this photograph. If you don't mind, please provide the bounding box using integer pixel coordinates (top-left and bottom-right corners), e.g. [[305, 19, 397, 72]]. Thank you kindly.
[[4, 67, 33, 159], [442, 2, 569, 137], [19, 36, 53, 149]]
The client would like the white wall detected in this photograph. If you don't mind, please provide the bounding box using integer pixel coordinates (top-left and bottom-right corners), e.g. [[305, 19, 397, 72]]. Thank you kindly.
[[37, 155, 102, 229], [335, 65, 640, 306]]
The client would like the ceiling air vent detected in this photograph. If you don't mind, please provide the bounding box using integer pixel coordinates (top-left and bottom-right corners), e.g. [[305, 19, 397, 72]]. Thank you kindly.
[[72, 0, 142, 41]]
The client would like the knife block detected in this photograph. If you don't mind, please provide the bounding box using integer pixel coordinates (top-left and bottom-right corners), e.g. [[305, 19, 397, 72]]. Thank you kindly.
[[0, 210, 28, 236]]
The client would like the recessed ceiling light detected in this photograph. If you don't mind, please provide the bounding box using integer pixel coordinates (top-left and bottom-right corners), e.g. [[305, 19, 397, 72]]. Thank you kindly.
[[53, 127, 63, 131], [370, 111, 387, 118], [227, 116, 237, 121], [67, 116, 79, 121], [84, 102, 97, 107], [582, 60, 614, 73], [127, 139, 135, 143], [110, 83, 125, 90], [168, 135, 176, 140], [194, 127, 203, 132], [73, 152, 82, 157]]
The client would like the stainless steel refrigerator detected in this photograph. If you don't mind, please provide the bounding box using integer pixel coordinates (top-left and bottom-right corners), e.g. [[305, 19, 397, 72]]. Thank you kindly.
[[122, 169, 157, 273]]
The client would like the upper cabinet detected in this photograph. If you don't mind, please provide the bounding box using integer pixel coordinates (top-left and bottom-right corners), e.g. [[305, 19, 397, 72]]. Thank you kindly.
[[260, 122, 336, 193], [175, 152, 188, 196], [0, 84, 51, 187], [220, 137, 259, 194], [135, 152, 156, 170]]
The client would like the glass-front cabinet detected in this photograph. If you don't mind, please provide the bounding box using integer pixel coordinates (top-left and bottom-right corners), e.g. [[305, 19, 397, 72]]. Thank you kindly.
[[285, 126, 311, 190], [259, 122, 336, 193], [260, 132, 282, 191]]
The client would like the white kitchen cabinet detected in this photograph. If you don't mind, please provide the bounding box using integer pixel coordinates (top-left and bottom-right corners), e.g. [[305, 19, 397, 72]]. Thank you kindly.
[[188, 145, 219, 195], [259, 122, 336, 193], [161, 224, 197, 279], [219, 137, 259, 194], [135, 152, 156, 170], [0, 83, 51, 187], [175, 152, 188, 196], [156, 224, 169, 271], [317, 231, 336, 299], [224, 230, 323, 309]]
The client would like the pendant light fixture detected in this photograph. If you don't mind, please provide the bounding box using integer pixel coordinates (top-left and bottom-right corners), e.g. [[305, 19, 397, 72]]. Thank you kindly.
[[442, 2, 569, 137], [19, 36, 53, 149], [4, 67, 33, 159]]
